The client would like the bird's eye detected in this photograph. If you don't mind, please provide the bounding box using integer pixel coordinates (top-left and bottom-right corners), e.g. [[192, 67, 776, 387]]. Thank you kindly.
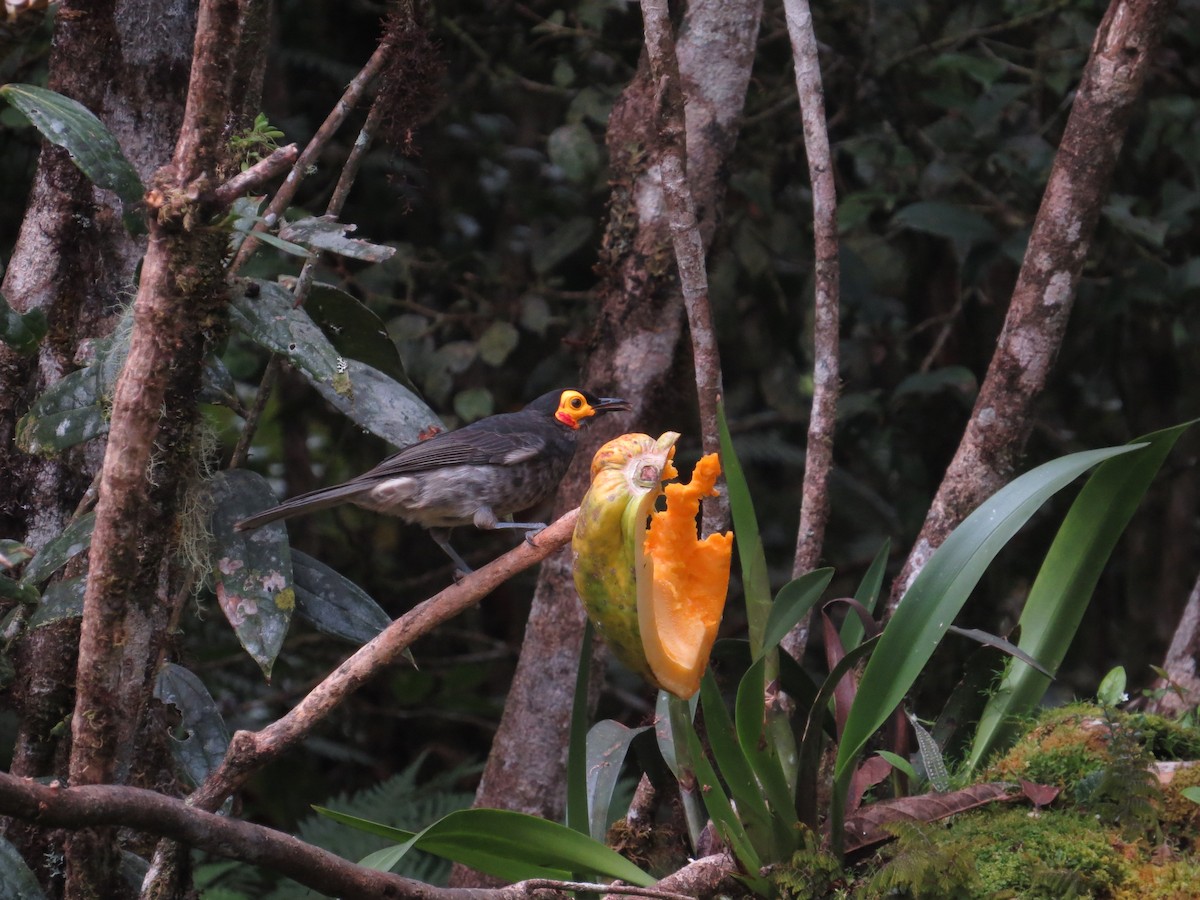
[[570, 396, 583, 409]]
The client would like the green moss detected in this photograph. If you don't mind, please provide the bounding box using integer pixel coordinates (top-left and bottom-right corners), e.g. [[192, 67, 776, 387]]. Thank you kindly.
[[775, 839, 847, 900], [1124, 713, 1200, 761], [1159, 762, 1200, 844], [1113, 854, 1200, 899], [949, 807, 1132, 897]]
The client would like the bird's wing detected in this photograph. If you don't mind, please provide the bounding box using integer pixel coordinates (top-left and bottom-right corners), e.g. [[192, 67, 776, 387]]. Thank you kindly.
[[362, 428, 549, 478]]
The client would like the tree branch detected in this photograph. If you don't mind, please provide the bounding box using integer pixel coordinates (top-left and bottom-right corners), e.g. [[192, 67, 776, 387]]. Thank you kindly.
[[0, 771, 681, 900], [637, 0, 725, 472], [781, 0, 841, 662], [185, 510, 579, 813], [887, 0, 1176, 616], [210, 143, 301, 208]]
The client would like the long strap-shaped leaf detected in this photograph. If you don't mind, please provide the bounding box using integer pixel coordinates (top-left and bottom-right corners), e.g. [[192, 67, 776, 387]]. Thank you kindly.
[[831, 442, 1143, 853], [966, 423, 1192, 771], [316, 806, 655, 886]]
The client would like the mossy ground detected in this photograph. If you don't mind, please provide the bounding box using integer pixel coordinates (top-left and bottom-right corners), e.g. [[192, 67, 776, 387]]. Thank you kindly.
[[772, 705, 1200, 899]]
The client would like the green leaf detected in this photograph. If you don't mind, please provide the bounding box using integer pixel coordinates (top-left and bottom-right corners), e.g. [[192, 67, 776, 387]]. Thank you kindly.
[[28, 576, 86, 627], [717, 401, 771, 656], [0, 290, 47, 354], [566, 621, 592, 837], [310, 358, 442, 448], [699, 671, 777, 859], [0, 834, 47, 900], [546, 123, 600, 183], [0, 84, 143, 203], [291, 551, 390, 645], [0, 541, 34, 570], [966, 425, 1190, 773], [154, 663, 231, 788], [584, 719, 649, 843], [16, 366, 109, 455], [307, 283, 413, 387], [762, 569, 834, 656], [477, 321, 519, 367], [906, 713, 949, 791], [1096, 666, 1128, 708], [946, 625, 1052, 677], [841, 540, 888, 651], [208, 470, 294, 680], [453, 387, 493, 423], [314, 807, 655, 886], [835, 444, 1142, 801], [231, 280, 348, 394], [0, 574, 40, 605], [1181, 786, 1200, 805], [279, 216, 397, 263], [893, 200, 997, 251], [876, 750, 915, 781], [734, 655, 800, 833], [21, 512, 94, 585]]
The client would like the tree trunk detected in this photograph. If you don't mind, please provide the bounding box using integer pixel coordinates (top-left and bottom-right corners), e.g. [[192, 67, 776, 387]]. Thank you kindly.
[[453, 0, 763, 886], [886, 0, 1177, 615]]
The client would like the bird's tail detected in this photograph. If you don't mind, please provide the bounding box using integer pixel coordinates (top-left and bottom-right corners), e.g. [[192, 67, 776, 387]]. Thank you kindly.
[[234, 482, 371, 532]]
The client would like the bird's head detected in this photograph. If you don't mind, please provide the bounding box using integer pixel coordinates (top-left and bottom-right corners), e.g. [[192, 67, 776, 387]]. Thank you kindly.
[[535, 388, 632, 430]]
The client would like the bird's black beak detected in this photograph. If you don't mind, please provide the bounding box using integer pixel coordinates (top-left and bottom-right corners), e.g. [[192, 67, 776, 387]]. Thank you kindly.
[[592, 396, 633, 414]]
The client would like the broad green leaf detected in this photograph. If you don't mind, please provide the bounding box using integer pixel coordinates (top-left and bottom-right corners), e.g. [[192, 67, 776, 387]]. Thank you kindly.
[[762, 569, 834, 656], [477, 321, 520, 367], [907, 713, 949, 791], [841, 539, 889, 651], [966, 425, 1189, 772], [309, 358, 442, 448], [1181, 786, 1200, 804], [16, 366, 109, 455], [546, 123, 600, 183], [717, 401, 770, 656], [208, 470, 294, 680], [15, 305, 133, 454], [667, 694, 766, 889], [734, 655, 799, 832], [291, 550, 390, 645], [0, 84, 143, 203], [21, 512, 94, 585], [279, 216, 397, 263], [0, 290, 47, 354], [307, 283, 412, 386], [0, 834, 47, 900], [835, 444, 1141, 808], [315, 807, 654, 886], [566, 621, 592, 837], [231, 280, 349, 394], [1096, 666, 1127, 708], [28, 576, 85, 627], [876, 750, 915, 781], [699, 670, 777, 859], [0, 574, 39, 605], [584, 719, 649, 843], [892, 200, 997, 252], [154, 663, 231, 788]]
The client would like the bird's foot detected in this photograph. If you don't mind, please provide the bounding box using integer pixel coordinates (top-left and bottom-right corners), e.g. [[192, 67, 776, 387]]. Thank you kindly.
[[523, 525, 547, 547]]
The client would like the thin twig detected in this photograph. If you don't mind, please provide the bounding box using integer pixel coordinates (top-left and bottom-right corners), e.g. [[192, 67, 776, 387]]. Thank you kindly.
[[228, 354, 280, 469], [229, 39, 393, 272], [782, 0, 841, 658], [210, 143, 300, 208], [524, 880, 691, 900]]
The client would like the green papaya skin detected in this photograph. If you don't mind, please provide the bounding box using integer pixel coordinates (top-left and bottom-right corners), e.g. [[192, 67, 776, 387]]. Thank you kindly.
[[572, 432, 679, 687]]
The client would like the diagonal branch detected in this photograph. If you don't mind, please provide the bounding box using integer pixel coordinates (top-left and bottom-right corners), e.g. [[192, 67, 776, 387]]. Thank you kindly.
[[187, 510, 579, 813], [886, 0, 1177, 616]]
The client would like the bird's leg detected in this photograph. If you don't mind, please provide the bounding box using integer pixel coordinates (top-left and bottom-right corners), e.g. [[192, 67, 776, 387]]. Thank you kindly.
[[429, 528, 473, 576], [474, 508, 547, 547]]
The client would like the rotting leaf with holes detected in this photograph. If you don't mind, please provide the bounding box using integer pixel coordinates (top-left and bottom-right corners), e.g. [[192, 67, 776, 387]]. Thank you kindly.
[[154, 663, 232, 788], [278, 215, 397, 263], [208, 470, 295, 680]]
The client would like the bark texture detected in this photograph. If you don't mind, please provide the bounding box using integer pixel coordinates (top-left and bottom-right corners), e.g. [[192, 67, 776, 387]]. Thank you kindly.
[[1147, 571, 1200, 716], [887, 0, 1176, 615], [63, 1, 265, 895], [455, 0, 762, 885]]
